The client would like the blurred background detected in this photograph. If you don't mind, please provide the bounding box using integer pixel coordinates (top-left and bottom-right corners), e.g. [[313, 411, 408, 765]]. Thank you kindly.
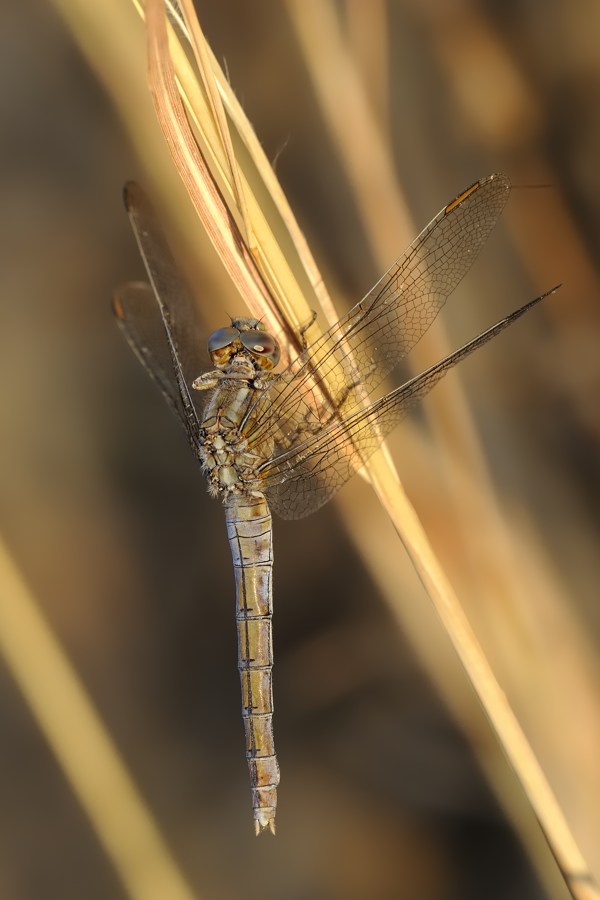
[[1, 1, 599, 898]]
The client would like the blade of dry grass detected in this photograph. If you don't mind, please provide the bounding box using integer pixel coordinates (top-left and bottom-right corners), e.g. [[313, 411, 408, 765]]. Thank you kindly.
[[175, 0, 252, 247], [0, 537, 197, 900], [345, 0, 390, 135], [284, 2, 598, 896], [163, 0, 339, 323], [145, 0, 273, 320], [138, 0, 328, 356], [366, 464, 598, 900]]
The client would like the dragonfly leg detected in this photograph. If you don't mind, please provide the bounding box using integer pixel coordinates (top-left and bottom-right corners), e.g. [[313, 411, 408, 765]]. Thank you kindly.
[[298, 309, 317, 348], [192, 370, 222, 391]]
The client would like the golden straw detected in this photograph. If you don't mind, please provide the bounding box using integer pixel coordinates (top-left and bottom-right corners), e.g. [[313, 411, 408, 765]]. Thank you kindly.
[[0, 537, 197, 900]]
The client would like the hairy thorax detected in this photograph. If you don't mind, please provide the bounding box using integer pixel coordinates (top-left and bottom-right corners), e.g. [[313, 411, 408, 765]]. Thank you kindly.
[[192, 320, 280, 502], [198, 376, 269, 500]]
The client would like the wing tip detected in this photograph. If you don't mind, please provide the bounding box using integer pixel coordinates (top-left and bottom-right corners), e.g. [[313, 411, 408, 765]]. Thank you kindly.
[[445, 172, 511, 215]]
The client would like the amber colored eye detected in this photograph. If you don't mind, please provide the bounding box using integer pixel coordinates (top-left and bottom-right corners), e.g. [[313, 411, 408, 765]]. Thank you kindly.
[[240, 330, 280, 366], [240, 330, 280, 367], [207, 326, 239, 352]]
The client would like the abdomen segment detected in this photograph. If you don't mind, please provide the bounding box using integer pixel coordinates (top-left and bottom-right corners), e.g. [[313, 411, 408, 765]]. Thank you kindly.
[[225, 493, 279, 835]]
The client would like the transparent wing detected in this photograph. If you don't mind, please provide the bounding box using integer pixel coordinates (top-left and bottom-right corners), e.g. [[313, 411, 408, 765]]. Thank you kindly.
[[113, 182, 209, 446], [113, 281, 192, 427], [244, 174, 511, 452], [259, 290, 556, 519]]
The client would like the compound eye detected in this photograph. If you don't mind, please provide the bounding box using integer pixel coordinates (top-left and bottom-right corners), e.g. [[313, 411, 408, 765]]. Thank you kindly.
[[207, 326, 239, 352], [240, 330, 281, 368]]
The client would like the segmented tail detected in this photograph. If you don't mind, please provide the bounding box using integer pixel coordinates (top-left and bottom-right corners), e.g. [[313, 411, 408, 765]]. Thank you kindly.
[[225, 494, 279, 834]]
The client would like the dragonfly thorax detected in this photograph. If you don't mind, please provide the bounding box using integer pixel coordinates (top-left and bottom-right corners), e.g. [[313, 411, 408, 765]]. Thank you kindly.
[[198, 417, 266, 500], [198, 374, 272, 501]]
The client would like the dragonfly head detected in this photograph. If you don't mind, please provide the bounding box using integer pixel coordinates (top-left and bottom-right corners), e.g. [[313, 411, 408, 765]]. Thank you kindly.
[[207, 318, 280, 371]]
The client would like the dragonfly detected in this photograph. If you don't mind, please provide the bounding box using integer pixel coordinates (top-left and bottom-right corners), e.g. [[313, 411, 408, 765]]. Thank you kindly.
[[113, 173, 557, 835]]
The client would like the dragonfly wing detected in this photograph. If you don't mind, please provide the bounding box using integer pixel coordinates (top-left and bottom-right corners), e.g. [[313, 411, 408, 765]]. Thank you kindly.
[[113, 281, 194, 430], [114, 182, 209, 444], [244, 174, 511, 451], [259, 289, 556, 519]]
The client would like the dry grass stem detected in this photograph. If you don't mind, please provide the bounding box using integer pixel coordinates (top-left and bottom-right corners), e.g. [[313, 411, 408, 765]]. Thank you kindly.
[[145, 0, 273, 320], [344, 0, 391, 134], [283, 2, 598, 895], [176, 0, 253, 247], [0, 538, 197, 900], [164, 1, 338, 321], [367, 465, 597, 900], [286, 0, 415, 265], [139, 0, 333, 357]]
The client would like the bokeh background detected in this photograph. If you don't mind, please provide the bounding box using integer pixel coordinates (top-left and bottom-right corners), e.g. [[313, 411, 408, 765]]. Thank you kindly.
[[1, 1, 600, 898]]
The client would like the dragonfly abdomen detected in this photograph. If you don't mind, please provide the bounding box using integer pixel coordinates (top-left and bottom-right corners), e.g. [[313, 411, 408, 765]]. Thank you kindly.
[[225, 493, 279, 835]]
